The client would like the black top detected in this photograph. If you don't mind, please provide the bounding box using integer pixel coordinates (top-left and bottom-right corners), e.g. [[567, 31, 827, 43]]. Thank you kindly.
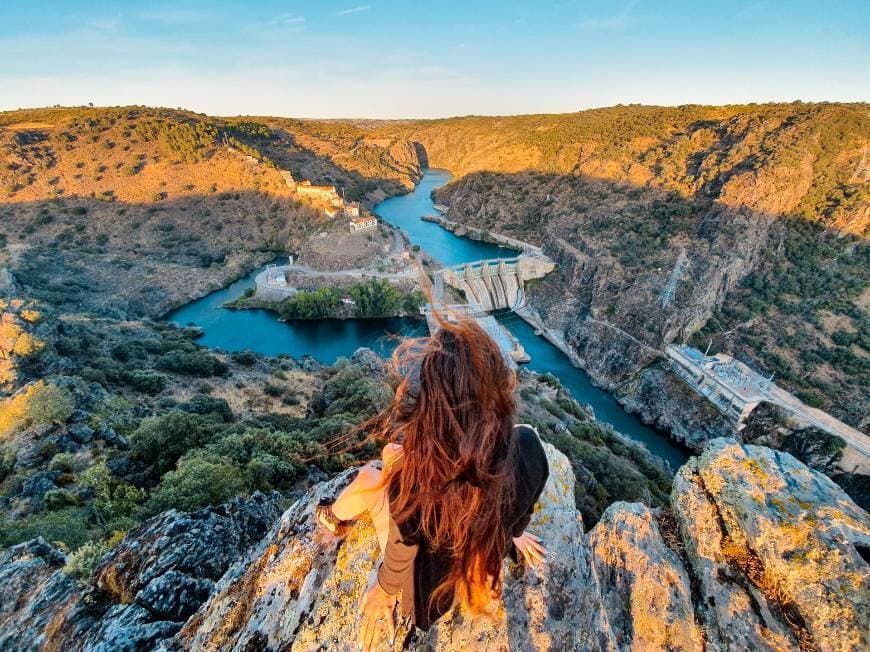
[[376, 424, 550, 630]]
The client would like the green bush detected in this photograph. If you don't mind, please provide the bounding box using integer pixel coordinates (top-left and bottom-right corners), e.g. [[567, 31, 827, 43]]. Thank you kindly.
[[178, 394, 234, 422], [129, 412, 214, 476], [121, 370, 166, 395], [230, 350, 257, 366], [44, 488, 83, 510], [49, 452, 80, 473], [26, 383, 75, 427], [0, 507, 94, 549], [155, 350, 228, 376], [781, 429, 845, 474], [80, 461, 145, 524], [146, 456, 248, 513], [63, 540, 109, 585]]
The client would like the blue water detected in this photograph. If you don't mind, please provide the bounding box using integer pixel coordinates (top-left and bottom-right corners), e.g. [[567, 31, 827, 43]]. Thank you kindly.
[[166, 269, 426, 361], [496, 313, 688, 467], [167, 168, 689, 469], [375, 169, 518, 266]]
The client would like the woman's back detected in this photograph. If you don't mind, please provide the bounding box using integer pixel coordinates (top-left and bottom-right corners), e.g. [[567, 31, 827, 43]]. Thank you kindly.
[[380, 423, 549, 629], [322, 317, 551, 649]]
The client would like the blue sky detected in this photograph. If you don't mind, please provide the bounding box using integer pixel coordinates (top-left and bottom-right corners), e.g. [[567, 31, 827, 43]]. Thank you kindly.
[[1, 1, 867, 118]]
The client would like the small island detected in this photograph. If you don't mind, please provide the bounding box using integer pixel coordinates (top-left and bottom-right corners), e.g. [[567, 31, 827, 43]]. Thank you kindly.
[[226, 202, 428, 320], [227, 277, 425, 320]]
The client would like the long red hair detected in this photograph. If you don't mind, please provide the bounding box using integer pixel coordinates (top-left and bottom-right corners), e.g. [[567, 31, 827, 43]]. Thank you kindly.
[[363, 315, 519, 617]]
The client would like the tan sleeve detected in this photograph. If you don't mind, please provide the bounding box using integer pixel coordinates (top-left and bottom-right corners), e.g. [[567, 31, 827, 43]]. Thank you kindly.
[[377, 513, 418, 596]]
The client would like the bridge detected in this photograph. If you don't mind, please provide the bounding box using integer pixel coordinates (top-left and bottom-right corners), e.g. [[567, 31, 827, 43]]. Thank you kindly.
[[667, 344, 870, 473]]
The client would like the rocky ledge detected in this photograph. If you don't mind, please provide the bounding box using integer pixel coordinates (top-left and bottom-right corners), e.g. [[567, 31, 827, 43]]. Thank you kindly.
[[1, 439, 867, 651]]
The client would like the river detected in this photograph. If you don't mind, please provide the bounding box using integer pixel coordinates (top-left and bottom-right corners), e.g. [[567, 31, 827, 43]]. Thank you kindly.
[[167, 169, 689, 469]]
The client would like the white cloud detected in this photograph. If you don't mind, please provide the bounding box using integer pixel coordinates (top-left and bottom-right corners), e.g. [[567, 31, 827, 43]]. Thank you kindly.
[[266, 12, 306, 26], [335, 5, 370, 16]]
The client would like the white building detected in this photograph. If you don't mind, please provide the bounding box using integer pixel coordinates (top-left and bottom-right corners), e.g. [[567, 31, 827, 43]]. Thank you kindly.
[[349, 216, 378, 232]]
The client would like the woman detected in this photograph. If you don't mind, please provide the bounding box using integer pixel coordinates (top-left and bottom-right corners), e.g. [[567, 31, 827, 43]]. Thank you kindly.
[[316, 318, 549, 651]]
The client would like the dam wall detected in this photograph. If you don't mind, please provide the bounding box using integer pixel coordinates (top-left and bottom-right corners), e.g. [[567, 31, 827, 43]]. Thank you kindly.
[[440, 255, 555, 311]]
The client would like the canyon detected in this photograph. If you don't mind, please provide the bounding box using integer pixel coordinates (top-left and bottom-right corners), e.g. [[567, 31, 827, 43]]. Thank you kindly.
[[0, 103, 867, 650]]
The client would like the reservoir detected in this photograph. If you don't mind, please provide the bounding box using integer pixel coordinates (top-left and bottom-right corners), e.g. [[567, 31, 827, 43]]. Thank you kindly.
[[167, 169, 689, 469]]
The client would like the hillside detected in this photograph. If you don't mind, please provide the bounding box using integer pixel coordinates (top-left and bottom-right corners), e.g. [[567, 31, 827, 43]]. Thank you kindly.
[[3, 438, 868, 651], [373, 103, 868, 235], [0, 106, 423, 318], [362, 104, 868, 435], [0, 104, 867, 650]]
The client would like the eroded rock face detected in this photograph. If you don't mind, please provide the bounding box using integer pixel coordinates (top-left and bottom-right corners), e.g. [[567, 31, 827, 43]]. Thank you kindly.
[[0, 492, 283, 651], [588, 502, 703, 651], [0, 439, 867, 651], [617, 362, 733, 452], [673, 439, 870, 652], [94, 491, 283, 608], [169, 443, 604, 651]]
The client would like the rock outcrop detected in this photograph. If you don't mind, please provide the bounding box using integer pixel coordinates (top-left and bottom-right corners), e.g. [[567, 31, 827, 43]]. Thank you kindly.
[[0, 492, 283, 651], [673, 439, 870, 652], [0, 439, 867, 651]]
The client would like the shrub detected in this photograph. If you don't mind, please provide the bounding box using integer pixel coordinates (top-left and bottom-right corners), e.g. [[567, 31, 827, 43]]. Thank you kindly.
[[26, 382, 75, 428], [781, 429, 845, 474], [230, 349, 257, 366], [263, 383, 284, 397], [178, 394, 234, 422], [63, 540, 109, 585], [44, 488, 83, 510], [156, 350, 228, 377], [129, 413, 213, 476], [121, 370, 166, 395], [146, 456, 248, 513], [49, 452, 80, 473], [0, 507, 93, 549], [80, 461, 145, 523]]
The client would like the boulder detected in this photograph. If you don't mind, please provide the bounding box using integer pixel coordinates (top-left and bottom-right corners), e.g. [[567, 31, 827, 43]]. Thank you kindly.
[[94, 491, 284, 605], [587, 502, 702, 651], [0, 493, 283, 651], [673, 438, 870, 652]]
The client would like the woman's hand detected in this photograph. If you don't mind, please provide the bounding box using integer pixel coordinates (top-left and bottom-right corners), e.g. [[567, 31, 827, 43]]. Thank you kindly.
[[358, 578, 397, 651], [512, 531, 547, 567]]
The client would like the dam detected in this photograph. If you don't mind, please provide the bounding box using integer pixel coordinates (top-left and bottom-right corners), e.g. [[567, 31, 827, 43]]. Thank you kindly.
[[439, 254, 556, 311], [426, 252, 556, 367]]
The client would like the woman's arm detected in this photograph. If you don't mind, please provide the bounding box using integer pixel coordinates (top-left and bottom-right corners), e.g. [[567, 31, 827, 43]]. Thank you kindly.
[[376, 515, 418, 595]]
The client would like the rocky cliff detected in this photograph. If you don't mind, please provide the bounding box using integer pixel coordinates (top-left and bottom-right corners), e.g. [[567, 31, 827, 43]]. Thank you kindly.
[[381, 104, 868, 437], [1, 438, 866, 651]]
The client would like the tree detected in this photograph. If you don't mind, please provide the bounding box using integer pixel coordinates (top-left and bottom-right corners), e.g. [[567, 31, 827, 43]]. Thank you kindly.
[[26, 382, 75, 427], [80, 461, 145, 526], [129, 412, 214, 476], [146, 456, 248, 513]]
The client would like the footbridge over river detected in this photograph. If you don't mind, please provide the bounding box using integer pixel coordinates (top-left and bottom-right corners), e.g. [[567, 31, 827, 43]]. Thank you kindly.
[[439, 254, 556, 312]]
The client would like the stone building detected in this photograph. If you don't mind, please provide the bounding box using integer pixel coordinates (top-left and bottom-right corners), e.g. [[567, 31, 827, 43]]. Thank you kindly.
[[344, 201, 360, 217], [349, 216, 377, 232]]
